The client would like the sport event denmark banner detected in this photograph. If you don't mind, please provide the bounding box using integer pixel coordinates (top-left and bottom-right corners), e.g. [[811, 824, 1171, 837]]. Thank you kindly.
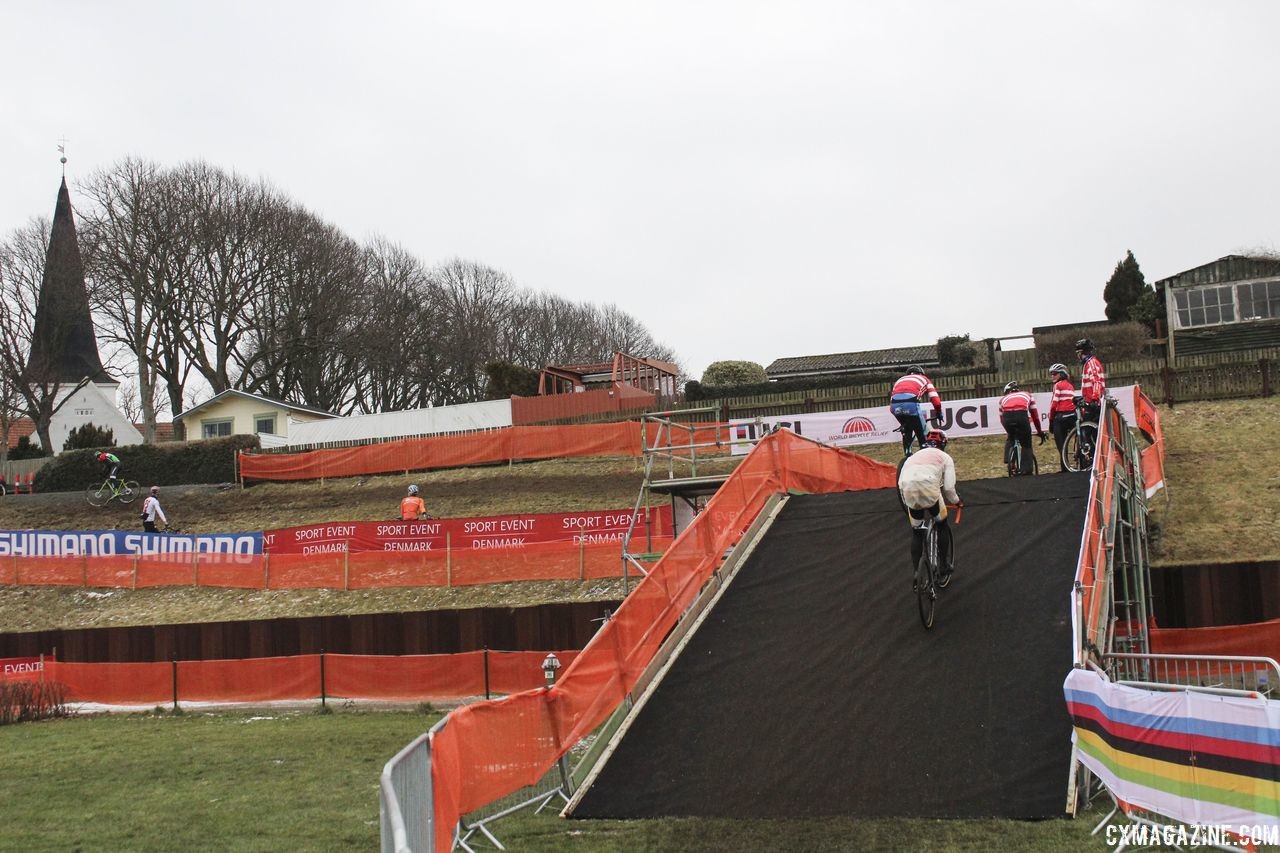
[[262, 506, 674, 555], [729, 385, 1137, 455], [0, 530, 262, 558]]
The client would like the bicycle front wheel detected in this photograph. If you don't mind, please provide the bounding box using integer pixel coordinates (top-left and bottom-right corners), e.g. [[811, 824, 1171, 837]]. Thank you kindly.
[[916, 528, 937, 629], [1061, 429, 1085, 473], [85, 482, 110, 507], [118, 481, 141, 504]]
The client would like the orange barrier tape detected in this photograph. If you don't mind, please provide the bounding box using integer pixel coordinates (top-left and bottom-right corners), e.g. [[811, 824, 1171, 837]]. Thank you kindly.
[[1150, 619, 1280, 664], [39, 650, 580, 706], [238, 421, 730, 483], [428, 431, 895, 848], [0, 538, 668, 591]]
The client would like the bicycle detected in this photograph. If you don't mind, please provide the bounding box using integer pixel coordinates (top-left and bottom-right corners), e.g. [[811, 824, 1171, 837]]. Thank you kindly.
[[1061, 397, 1099, 473], [1005, 433, 1041, 477], [85, 478, 141, 507], [913, 504, 961, 629]]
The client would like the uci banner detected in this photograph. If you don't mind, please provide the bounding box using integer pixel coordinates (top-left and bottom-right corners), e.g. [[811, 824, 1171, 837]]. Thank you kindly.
[[728, 386, 1138, 455], [0, 530, 262, 557]]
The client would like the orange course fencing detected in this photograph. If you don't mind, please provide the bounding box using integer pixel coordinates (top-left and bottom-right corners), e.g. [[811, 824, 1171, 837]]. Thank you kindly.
[[15, 650, 579, 706], [239, 421, 728, 483], [0, 537, 673, 591], [427, 430, 896, 850]]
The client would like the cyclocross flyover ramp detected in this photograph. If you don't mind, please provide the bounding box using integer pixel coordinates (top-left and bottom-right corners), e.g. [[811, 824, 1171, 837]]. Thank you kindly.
[[568, 473, 1091, 820]]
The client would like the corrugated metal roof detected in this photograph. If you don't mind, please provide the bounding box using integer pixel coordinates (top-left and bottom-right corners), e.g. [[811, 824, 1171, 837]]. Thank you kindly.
[[766, 344, 938, 377], [1155, 255, 1280, 290]]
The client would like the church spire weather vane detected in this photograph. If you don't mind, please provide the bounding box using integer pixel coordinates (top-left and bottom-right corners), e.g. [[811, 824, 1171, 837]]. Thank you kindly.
[[57, 137, 69, 175]]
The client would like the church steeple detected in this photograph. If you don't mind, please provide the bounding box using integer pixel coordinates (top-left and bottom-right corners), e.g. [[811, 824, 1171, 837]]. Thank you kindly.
[[27, 176, 110, 385]]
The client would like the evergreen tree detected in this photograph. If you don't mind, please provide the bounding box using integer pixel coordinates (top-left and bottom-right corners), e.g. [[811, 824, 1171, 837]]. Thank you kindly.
[[1103, 250, 1153, 322], [63, 422, 115, 451]]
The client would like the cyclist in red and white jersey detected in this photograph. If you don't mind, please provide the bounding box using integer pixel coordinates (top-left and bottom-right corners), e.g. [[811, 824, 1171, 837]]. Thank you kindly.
[[1047, 363, 1077, 471], [1077, 338, 1106, 423], [888, 365, 943, 456], [997, 381, 1045, 475]]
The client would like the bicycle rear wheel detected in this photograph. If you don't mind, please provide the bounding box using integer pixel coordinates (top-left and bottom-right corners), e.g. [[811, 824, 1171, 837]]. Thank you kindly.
[[118, 480, 141, 504], [85, 482, 110, 507], [1061, 429, 1085, 473], [916, 528, 937, 629]]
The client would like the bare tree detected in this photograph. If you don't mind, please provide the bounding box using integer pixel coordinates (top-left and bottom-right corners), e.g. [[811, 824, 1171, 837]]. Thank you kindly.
[[79, 157, 185, 444], [240, 207, 367, 413], [431, 259, 517, 403]]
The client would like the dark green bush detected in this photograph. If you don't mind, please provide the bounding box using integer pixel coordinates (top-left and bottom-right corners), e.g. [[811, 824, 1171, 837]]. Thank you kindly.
[[64, 422, 115, 451], [34, 434, 259, 493], [9, 435, 51, 460]]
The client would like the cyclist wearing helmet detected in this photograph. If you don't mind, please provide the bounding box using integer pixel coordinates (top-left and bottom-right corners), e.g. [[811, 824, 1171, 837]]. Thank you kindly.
[[1047, 363, 1077, 471], [888, 365, 943, 456], [897, 429, 961, 583], [997, 381, 1045, 475], [1075, 338, 1106, 424], [97, 451, 121, 486], [400, 484, 430, 520]]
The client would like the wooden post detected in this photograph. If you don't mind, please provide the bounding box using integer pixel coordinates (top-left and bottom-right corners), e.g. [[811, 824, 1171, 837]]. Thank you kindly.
[[171, 659, 179, 711], [343, 541, 350, 590], [483, 647, 490, 700], [1161, 365, 1175, 408], [579, 539, 586, 581], [263, 552, 270, 590], [319, 649, 327, 708], [446, 531, 452, 588], [1261, 358, 1272, 398]]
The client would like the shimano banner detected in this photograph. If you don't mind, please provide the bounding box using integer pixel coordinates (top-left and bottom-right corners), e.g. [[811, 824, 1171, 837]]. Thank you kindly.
[[0, 530, 262, 557], [729, 386, 1137, 455]]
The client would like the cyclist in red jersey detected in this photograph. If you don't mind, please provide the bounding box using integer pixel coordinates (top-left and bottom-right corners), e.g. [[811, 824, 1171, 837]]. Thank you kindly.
[[1076, 338, 1106, 423], [888, 365, 943, 456], [997, 381, 1045, 475], [1047, 363, 1077, 471]]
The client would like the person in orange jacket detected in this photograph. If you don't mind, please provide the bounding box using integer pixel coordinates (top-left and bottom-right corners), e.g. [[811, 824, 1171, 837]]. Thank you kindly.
[[399, 484, 434, 520]]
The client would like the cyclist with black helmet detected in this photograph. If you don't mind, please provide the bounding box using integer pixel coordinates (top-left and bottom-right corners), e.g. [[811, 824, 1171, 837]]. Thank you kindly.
[[888, 365, 943, 456], [1047, 363, 1077, 471], [997, 381, 1045, 475], [897, 429, 961, 584], [1076, 338, 1106, 424]]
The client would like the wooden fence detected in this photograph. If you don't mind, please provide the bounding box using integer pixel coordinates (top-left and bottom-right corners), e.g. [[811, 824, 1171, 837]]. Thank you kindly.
[[692, 347, 1280, 421]]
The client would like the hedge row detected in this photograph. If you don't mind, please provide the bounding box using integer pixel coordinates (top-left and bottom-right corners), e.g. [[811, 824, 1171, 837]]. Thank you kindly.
[[33, 435, 259, 493], [684, 364, 1000, 402]]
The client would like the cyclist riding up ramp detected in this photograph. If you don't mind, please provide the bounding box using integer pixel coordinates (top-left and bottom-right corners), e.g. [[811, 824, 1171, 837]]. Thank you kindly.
[[888, 365, 943, 456], [898, 429, 960, 583]]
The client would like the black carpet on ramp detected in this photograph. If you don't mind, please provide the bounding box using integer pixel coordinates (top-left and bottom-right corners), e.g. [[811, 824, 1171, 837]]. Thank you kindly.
[[570, 473, 1091, 820]]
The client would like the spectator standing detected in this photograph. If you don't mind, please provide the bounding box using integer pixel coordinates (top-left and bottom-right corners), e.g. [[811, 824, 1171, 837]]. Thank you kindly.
[[141, 486, 167, 533]]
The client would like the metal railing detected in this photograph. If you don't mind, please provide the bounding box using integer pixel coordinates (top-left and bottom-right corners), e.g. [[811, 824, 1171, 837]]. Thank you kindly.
[[380, 719, 444, 853], [1071, 394, 1155, 667], [1106, 652, 1280, 699]]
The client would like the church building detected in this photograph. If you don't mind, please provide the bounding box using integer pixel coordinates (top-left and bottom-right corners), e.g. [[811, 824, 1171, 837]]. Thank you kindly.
[[25, 176, 141, 451]]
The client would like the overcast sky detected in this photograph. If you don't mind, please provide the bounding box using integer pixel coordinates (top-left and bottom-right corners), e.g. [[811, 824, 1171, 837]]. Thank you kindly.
[[3, 2, 1278, 380]]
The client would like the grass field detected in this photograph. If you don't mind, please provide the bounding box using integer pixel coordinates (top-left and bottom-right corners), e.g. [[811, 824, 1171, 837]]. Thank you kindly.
[[0, 709, 1116, 852]]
